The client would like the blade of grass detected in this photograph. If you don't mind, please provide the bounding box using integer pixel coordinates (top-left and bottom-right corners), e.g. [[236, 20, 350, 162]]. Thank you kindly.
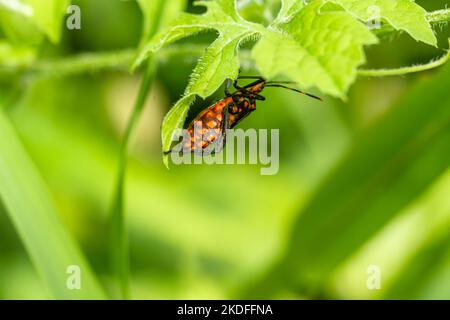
[[0, 110, 105, 299], [384, 231, 450, 299], [110, 59, 155, 299], [109, 0, 188, 299], [243, 60, 450, 298]]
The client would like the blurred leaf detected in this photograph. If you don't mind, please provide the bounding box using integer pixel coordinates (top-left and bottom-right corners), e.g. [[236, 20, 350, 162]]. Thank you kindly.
[[384, 231, 450, 299], [26, 0, 69, 43], [330, 0, 437, 46], [0, 3, 42, 45], [0, 111, 105, 299], [246, 60, 450, 296], [0, 0, 33, 16], [0, 0, 69, 43]]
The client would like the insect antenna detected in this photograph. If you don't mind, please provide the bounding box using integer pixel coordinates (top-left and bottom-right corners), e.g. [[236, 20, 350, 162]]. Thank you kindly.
[[266, 81, 296, 85], [265, 84, 322, 101]]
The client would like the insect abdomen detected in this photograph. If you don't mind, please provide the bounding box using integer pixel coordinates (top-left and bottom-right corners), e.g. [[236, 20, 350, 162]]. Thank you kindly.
[[229, 99, 255, 128], [186, 98, 231, 151], [186, 97, 255, 151]]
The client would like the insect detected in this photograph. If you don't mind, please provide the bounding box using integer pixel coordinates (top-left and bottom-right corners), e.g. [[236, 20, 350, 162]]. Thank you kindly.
[[165, 76, 322, 154]]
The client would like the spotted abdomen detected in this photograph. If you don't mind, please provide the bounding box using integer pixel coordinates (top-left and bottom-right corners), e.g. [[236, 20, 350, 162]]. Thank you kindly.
[[185, 96, 256, 152], [185, 98, 229, 151]]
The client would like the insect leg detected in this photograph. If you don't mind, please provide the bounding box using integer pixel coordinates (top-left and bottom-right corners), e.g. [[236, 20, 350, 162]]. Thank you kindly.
[[221, 103, 231, 146], [233, 79, 244, 91], [212, 103, 232, 154], [224, 78, 233, 96], [247, 93, 266, 101]]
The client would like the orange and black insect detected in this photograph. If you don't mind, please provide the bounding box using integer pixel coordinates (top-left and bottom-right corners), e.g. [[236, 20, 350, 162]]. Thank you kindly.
[[165, 76, 321, 154]]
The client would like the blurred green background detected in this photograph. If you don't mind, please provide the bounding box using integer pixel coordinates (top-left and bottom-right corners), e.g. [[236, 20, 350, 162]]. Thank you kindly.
[[0, 0, 450, 299]]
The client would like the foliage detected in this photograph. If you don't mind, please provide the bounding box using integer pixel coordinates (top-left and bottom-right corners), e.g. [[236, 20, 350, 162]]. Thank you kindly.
[[0, 0, 450, 300], [0, 0, 69, 43], [134, 0, 439, 157]]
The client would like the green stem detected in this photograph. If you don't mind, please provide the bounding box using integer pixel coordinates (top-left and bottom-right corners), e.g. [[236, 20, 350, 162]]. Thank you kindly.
[[358, 45, 450, 77], [110, 58, 156, 299], [0, 49, 134, 77], [108, 0, 182, 299], [0, 45, 205, 78], [427, 8, 450, 25]]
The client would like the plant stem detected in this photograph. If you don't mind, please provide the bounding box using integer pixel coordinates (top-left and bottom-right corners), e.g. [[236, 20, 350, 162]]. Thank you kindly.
[[110, 58, 156, 299], [427, 8, 450, 25], [0, 49, 134, 77], [0, 45, 205, 78], [358, 45, 450, 77]]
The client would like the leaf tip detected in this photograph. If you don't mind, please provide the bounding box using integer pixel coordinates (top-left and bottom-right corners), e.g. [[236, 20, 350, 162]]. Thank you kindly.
[[163, 154, 170, 169]]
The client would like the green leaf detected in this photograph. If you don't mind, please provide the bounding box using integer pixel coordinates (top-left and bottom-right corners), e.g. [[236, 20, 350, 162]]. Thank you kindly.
[[161, 95, 196, 167], [246, 57, 450, 296], [185, 29, 249, 97], [140, 0, 443, 159], [0, 0, 69, 43], [254, 0, 378, 97], [0, 111, 105, 299], [0, 2, 42, 45], [134, 0, 260, 68], [158, 0, 381, 156], [27, 0, 69, 43], [330, 0, 437, 46], [137, 0, 261, 160]]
